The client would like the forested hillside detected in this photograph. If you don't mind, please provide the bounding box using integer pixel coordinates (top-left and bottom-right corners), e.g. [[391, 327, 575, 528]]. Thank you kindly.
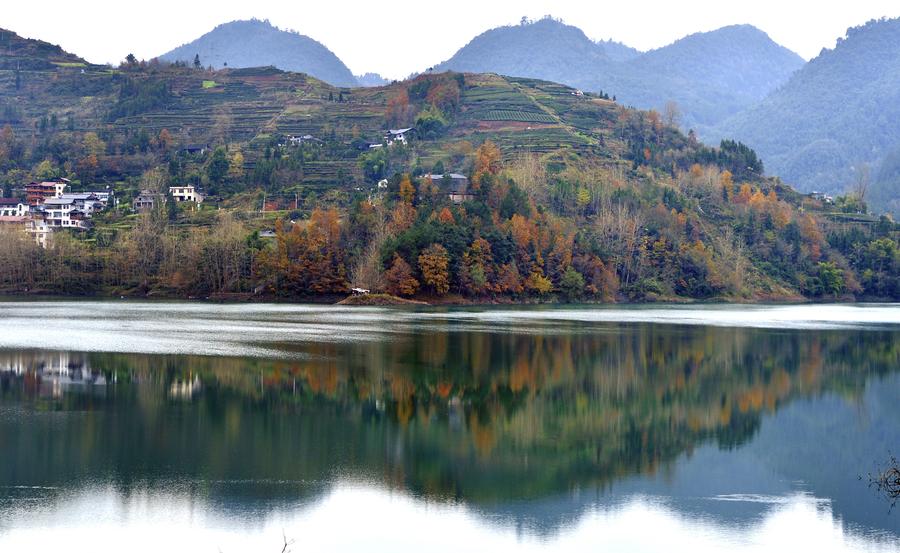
[[433, 18, 804, 133], [0, 30, 896, 303], [715, 17, 900, 214], [159, 19, 359, 87]]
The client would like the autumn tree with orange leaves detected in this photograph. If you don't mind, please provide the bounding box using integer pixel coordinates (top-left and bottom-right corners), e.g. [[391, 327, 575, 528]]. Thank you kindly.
[[418, 243, 450, 295]]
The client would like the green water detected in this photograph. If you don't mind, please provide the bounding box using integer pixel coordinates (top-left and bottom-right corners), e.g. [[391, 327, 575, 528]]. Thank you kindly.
[[0, 302, 898, 551]]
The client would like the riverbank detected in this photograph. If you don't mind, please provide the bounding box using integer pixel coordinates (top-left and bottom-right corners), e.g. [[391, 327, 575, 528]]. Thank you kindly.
[[0, 286, 876, 306]]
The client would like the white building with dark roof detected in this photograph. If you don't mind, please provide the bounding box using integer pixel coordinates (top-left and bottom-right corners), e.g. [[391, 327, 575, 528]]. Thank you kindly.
[[0, 198, 28, 217]]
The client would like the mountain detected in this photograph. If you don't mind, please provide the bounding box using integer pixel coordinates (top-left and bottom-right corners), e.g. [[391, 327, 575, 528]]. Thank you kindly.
[[714, 17, 900, 213], [356, 72, 390, 87], [612, 25, 805, 130], [0, 28, 87, 70], [159, 19, 358, 87], [596, 39, 641, 62], [433, 18, 804, 132], [432, 18, 611, 89], [0, 42, 895, 301]]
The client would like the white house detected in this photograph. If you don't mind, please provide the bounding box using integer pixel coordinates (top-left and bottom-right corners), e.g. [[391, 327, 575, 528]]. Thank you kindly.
[[287, 135, 320, 146], [0, 198, 29, 217], [385, 128, 415, 145], [38, 197, 91, 229], [169, 185, 204, 204], [28, 218, 52, 248]]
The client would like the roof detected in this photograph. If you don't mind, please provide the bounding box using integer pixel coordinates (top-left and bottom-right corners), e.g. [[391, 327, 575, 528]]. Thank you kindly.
[[387, 128, 414, 135], [27, 181, 65, 188], [59, 193, 100, 201], [0, 198, 22, 206], [42, 198, 76, 206], [424, 173, 468, 180], [424, 174, 470, 194]]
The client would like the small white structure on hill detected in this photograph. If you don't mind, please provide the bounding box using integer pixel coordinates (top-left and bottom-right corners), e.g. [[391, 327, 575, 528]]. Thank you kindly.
[[385, 128, 415, 145], [169, 185, 204, 204]]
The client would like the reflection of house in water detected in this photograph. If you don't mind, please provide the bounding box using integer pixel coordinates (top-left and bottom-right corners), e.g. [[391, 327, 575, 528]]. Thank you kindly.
[[169, 374, 202, 400], [0, 351, 106, 398]]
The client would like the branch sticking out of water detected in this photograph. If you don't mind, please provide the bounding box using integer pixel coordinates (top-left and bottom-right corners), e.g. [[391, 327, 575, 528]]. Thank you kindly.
[[867, 455, 900, 511]]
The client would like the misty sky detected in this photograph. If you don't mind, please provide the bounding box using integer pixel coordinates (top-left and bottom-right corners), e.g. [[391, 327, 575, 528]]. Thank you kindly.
[[6, 0, 900, 78]]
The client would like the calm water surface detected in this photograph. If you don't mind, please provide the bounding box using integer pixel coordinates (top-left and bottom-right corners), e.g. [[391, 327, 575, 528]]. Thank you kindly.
[[0, 301, 898, 552]]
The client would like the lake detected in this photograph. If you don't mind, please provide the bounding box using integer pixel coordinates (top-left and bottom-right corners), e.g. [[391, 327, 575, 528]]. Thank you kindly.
[[0, 301, 898, 552]]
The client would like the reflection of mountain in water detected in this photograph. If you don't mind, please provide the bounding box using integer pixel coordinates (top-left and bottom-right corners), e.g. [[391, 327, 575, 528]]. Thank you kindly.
[[0, 323, 898, 538]]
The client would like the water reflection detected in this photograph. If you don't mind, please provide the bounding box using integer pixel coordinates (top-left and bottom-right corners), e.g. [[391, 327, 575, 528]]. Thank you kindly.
[[0, 305, 898, 551]]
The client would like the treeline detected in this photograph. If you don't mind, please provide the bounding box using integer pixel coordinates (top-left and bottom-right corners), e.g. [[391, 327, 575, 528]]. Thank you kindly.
[[0, 211, 254, 297], [2, 140, 897, 302]]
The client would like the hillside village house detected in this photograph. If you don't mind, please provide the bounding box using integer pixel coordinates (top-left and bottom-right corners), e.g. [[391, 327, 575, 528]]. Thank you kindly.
[[28, 218, 52, 248], [1, 181, 110, 247], [133, 189, 165, 212], [25, 179, 68, 206], [169, 185, 204, 204], [385, 128, 415, 145], [0, 198, 29, 217], [287, 135, 321, 146], [38, 197, 91, 229], [180, 144, 209, 155], [422, 173, 473, 203]]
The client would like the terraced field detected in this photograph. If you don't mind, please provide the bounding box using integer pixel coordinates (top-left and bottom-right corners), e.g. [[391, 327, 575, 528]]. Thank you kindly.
[[482, 110, 557, 123]]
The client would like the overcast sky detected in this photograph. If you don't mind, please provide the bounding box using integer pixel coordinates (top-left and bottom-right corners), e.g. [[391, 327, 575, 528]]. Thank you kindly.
[[5, 0, 900, 78]]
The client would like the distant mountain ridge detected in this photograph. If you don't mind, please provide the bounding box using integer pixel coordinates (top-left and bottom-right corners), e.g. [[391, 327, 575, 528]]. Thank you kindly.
[[433, 18, 805, 133], [596, 39, 641, 62], [432, 18, 611, 90], [355, 72, 389, 87], [714, 17, 900, 213], [159, 19, 358, 87]]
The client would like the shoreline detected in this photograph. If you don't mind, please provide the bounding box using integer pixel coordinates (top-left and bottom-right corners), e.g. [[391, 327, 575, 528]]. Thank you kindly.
[[0, 289, 893, 307]]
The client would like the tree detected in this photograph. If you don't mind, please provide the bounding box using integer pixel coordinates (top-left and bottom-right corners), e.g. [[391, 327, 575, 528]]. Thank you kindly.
[[82, 132, 106, 157], [193, 54, 201, 69], [157, 129, 173, 152], [559, 267, 585, 301], [34, 159, 57, 180], [383, 254, 419, 297], [418, 243, 450, 295], [399, 174, 415, 204], [525, 271, 553, 295], [472, 140, 502, 189], [663, 101, 682, 128], [207, 146, 229, 184], [385, 89, 411, 127], [228, 151, 245, 180], [461, 237, 494, 295], [496, 262, 524, 294]]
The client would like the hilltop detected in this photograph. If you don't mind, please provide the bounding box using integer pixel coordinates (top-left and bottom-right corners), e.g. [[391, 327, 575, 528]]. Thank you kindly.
[[0, 29, 895, 303], [433, 18, 804, 133], [714, 17, 900, 214], [0, 27, 88, 70], [159, 19, 358, 87]]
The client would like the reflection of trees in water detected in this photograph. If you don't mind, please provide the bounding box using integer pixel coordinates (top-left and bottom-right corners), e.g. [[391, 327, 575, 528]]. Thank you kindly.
[[0, 325, 898, 504]]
